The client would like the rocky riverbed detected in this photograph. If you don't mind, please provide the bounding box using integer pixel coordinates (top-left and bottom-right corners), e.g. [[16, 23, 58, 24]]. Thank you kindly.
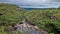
[[13, 18, 48, 34]]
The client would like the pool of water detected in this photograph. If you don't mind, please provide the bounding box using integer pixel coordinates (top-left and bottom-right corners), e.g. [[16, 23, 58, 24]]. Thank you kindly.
[[16, 27, 41, 34]]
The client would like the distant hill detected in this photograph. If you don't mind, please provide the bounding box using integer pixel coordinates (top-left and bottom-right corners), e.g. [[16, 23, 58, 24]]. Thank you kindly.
[[24, 8, 47, 10], [24, 8, 57, 10]]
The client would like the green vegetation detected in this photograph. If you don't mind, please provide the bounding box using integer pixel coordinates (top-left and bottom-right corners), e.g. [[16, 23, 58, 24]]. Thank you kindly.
[[25, 9, 60, 34], [0, 3, 26, 26], [0, 3, 60, 34], [0, 3, 25, 34]]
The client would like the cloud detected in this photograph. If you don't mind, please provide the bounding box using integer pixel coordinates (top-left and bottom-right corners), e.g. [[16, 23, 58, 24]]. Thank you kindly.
[[52, 0, 60, 2], [0, 0, 60, 8]]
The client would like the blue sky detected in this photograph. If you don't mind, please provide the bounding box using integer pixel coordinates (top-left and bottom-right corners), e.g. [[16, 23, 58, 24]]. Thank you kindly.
[[0, 0, 60, 8]]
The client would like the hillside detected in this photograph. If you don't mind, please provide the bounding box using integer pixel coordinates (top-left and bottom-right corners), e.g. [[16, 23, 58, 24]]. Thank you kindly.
[[0, 3, 60, 34], [24, 9, 60, 34], [0, 3, 27, 26], [0, 3, 49, 34]]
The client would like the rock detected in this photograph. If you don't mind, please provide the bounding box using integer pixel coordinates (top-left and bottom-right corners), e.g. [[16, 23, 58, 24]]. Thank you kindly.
[[0, 12, 3, 15]]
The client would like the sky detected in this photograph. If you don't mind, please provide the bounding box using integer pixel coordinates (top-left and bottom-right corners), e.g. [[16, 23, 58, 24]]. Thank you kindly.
[[0, 0, 60, 8]]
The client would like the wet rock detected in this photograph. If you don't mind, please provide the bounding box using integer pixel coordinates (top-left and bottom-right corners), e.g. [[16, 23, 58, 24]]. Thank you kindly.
[[13, 17, 48, 34], [0, 12, 3, 15]]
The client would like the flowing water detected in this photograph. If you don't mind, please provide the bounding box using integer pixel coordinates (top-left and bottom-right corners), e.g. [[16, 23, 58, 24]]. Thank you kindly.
[[16, 26, 41, 34], [15, 18, 48, 34]]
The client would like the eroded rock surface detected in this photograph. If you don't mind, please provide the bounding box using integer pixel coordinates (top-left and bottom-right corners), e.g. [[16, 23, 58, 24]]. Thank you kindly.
[[14, 18, 48, 34]]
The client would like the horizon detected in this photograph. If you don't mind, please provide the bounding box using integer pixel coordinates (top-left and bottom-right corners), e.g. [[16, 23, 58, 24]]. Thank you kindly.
[[0, 0, 60, 8]]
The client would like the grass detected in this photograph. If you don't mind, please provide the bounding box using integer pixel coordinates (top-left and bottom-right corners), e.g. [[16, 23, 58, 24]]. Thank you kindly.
[[0, 3, 25, 34], [0, 3, 60, 34], [24, 9, 60, 34]]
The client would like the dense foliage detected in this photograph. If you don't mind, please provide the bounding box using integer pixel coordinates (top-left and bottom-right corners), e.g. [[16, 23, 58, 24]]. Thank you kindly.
[[0, 3, 60, 34], [24, 9, 60, 34], [0, 4, 26, 34], [0, 4, 26, 26]]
